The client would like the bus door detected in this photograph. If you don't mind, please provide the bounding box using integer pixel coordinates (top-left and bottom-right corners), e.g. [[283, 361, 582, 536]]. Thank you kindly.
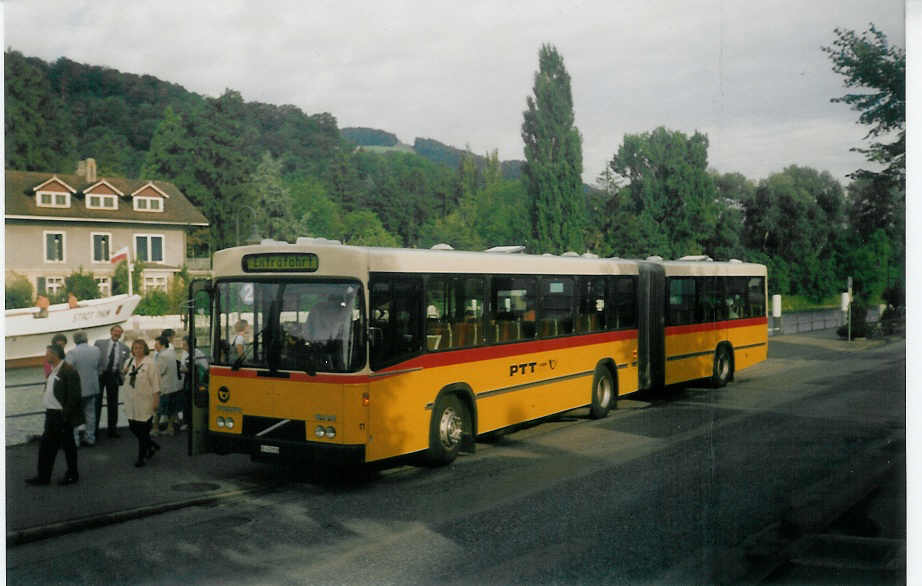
[[637, 263, 665, 391], [188, 279, 214, 456]]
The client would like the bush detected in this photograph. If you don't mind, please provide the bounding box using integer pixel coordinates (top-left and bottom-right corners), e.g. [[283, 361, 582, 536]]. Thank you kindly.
[[5, 273, 34, 309], [135, 290, 170, 315], [65, 267, 100, 300], [836, 302, 868, 338]]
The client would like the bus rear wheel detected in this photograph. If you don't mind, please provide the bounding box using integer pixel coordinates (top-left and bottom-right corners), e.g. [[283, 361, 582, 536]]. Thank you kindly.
[[427, 394, 467, 465], [712, 345, 733, 388], [589, 366, 614, 419]]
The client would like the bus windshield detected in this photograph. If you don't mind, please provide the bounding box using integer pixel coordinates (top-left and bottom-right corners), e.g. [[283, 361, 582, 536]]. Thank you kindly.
[[214, 280, 365, 373]]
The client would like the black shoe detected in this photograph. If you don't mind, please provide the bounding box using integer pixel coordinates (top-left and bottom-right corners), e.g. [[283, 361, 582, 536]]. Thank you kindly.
[[25, 477, 50, 486], [134, 458, 146, 468], [59, 473, 79, 486], [109, 431, 121, 438], [146, 443, 160, 459]]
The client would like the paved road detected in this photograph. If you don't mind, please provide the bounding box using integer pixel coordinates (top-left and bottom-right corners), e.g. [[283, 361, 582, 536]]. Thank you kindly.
[[6, 331, 904, 584]]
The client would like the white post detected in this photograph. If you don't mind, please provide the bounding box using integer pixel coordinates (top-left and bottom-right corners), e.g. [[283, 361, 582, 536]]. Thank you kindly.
[[128, 259, 134, 297], [772, 294, 782, 334]]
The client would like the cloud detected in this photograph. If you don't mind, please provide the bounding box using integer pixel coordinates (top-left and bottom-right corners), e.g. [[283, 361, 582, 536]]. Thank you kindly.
[[4, 0, 905, 184]]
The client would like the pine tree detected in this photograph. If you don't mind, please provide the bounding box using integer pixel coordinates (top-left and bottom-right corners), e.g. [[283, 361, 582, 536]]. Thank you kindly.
[[521, 44, 585, 254], [252, 152, 300, 241]]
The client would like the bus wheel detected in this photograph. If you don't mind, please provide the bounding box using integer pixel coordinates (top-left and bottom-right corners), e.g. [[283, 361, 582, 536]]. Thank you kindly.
[[427, 394, 467, 465], [589, 366, 614, 419], [712, 345, 733, 388]]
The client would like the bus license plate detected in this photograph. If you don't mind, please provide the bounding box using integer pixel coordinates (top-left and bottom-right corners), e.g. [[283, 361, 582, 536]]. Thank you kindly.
[[260, 445, 280, 455]]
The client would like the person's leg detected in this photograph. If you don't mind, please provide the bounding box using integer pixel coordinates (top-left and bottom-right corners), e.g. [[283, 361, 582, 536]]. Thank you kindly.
[[34, 412, 58, 482], [106, 377, 120, 435], [94, 378, 104, 438], [61, 421, 78, 482], [83, 395, 98, 444]]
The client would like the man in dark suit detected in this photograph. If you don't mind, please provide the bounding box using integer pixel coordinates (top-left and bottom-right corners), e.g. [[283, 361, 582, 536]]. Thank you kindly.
[[26, 345, 85, 486], [94, 325, 129, 438]]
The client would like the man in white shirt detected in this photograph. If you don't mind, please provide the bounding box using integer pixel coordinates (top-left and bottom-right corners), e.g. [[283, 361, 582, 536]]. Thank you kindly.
[[26, 345, 84, 486], [153, 335, 182, 436]]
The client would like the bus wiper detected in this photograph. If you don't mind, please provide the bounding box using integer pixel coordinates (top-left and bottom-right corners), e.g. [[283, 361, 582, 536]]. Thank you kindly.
[[231, 327, 265, 371]]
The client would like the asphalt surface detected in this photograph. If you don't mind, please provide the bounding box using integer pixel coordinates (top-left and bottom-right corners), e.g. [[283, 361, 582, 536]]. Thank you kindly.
[[5, 329, 906, 583]]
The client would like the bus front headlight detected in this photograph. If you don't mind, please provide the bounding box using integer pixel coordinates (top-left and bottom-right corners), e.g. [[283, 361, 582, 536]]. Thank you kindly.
[[325, 426, 336, 439], [315, 425, 326, 438], [217, 416, 226, 428]]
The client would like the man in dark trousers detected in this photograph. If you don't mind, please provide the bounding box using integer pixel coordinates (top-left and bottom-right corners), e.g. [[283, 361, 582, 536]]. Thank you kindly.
[[94, 325, 129, 438], [26, 345, 85, 486]]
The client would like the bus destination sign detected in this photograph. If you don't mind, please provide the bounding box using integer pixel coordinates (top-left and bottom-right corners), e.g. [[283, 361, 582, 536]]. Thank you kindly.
[[242, 253, 319, 273]]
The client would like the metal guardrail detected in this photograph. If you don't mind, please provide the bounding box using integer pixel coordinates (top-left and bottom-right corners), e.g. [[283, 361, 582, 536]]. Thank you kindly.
[[769, 307, 881, 336]]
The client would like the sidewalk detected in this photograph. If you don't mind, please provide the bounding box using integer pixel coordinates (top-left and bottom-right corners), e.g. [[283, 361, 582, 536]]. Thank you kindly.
[[6, 428, 278, 546]]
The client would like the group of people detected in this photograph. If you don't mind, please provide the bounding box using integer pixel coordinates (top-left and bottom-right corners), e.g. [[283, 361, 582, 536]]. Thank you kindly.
[[26, 325, 196, 486]]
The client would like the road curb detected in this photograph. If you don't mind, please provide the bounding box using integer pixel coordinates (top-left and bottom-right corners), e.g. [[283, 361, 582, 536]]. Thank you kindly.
[[6, 484, 271, 547]]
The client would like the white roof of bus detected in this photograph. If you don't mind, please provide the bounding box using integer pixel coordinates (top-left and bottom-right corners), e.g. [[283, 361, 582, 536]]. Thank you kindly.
[[213, 241, 640, 277], [214, 240, 766, 279], [654, 259, 767, 277]]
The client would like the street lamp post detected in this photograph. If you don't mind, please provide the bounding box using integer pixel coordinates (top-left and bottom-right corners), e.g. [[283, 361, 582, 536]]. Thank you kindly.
[[235, 204, 262, 246]]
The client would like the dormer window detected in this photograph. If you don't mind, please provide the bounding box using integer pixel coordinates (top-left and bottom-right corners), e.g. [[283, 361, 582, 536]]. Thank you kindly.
[[84, 180, 122, 210], [33, 176, 77, 209], [131, 181, 169, 212], [37, 191, 71, 208], [134, 196, 164, 212], [87, 194, 118, 209]]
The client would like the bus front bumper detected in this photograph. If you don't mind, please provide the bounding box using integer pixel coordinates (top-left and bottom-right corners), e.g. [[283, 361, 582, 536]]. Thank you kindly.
[[209, 432, 366, 466]]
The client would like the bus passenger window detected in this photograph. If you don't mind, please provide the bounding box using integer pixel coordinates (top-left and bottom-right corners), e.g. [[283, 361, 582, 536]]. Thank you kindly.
[[612, 276, 637, 329], [747, 277, 766, 318], [539, 277, 575, 337], [577, 277, 607, 332], [668, 278, 696, 326], [491, 277, 536, 342], [370, 276, 423, 370], [726, 277, 747, 319]]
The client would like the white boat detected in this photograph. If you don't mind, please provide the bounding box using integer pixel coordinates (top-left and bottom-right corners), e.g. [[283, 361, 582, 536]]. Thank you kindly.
[[5, 294, 141, 367]]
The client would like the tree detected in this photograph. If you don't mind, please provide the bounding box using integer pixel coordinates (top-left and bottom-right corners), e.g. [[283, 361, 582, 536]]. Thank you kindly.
[[4, 50, 77, 171], [607, 127, 718, 258], [742, 166, 845, 300], [142, 92, 252, 249], [822, 24, 905, 188], [251, 152, 300, 241], [521, 44, 585, 254], [704, 172, 753, 260], [342, 210, 399, 247]]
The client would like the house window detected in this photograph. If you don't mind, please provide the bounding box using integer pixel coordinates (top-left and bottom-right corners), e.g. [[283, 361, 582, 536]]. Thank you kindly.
[[87, 195, 117, 210], [44, 276, 65, 295], [134, 196, 164, 212], [44, 232, 65, 263], [96, 277, 111, 297], [135, 234, 165, 263], [92, 233, 112, 263], [144, 276, 168, 292], [36, 191, 71, 208]]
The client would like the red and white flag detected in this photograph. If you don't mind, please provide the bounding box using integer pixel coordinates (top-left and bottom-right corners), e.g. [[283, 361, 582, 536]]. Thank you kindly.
[[110, 246, 130, 264]]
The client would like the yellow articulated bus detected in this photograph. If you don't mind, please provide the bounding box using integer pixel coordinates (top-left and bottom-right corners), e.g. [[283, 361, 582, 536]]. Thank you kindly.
[[186, 240, 766, 466]]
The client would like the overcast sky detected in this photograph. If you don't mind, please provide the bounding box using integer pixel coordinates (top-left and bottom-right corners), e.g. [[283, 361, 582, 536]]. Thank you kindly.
[[2, 0, 906, 186]]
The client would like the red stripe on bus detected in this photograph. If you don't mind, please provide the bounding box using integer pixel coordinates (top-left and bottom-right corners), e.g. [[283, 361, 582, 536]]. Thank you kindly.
[[210, 329, 638, 383], [380, 329, 638, 372], [665, 316, 768, 336]]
